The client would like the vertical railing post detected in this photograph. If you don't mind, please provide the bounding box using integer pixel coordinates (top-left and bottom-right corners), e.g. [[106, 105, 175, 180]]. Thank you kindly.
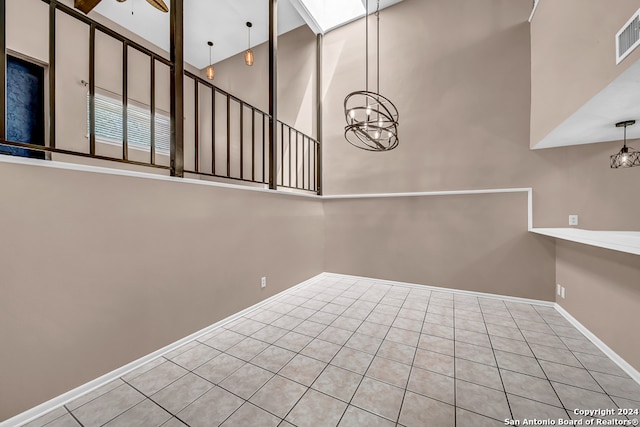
[[0, 0, 5, 141], [89, 24, 96, 155], [268, 0, 278, 190], [316, 33, 323, 195], [122, 41, 128, 160], [49, 0, 56, 150], [170, 0, 184, 177]]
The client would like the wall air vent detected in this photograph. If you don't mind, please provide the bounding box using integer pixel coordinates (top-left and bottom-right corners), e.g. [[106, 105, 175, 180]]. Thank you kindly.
[[616, 8, 640, 64]]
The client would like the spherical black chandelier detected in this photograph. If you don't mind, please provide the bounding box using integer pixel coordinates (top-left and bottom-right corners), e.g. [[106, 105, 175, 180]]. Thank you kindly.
[[344, 0, 399, 152]]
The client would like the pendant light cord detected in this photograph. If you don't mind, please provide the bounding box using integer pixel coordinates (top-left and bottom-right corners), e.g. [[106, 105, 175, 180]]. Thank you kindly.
[[376, 0, 380, 95], [365, 0, 369, 94]]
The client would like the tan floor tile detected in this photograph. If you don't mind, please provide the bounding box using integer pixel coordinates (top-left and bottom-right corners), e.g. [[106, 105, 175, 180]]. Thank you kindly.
[[220, 402, 280, 427], [455, 329, 492, 348], [398, 391, 454, 427], [193, 353, 244, 384], [40, 414, 81, 427], [456, 380, 511, 421], [286, 389, 347, 427], [338, 405, 395, 427], [250, 325, 289, 344], [151, 372, 213, 413], [508, 394, 569, 422], [418, 333, 454, 356], [331, 347, 374, 375], [293, 319, 328, 337], [365, 356, 411, 388], [494, 350, 545, 378], [407, 366, 454, 405], [251, 345, 297, 373], [103, 399, 171, 427], [539, 360, 604, 392], [553, 382, 618, 412], [169, 343, 220, 371], [300, 338, 342, 363], [279, 354, 327, 386], [455, 341, 496, 366], [317, 326, 354, 345], [385, 327, 420, 347], [226, 337, 270, 361], [71, 383, 145, 427], [590, 371, 640, 400], [422, 322, 454, 339], [274, 331, 314, 352], [356, 321, 390, 339], [413, 348, 453, 376], [66, 379, 125, 411], [377, 340, 416, 365], [312, 365, 362, 402], [352, 377, 404, 421], [501, 370, 562, 407], [490, 336, 534, 357], [345, 332, 383, 354], [22, 406, 68, 427], [456, 408, 505, 426], [177, 386, 243, 427], [455, 358, 503, 390], [203, 329, 246, 351], [250, 375, 308, 418], [219, 363, 274, 399], [529, 343, 582, 367]]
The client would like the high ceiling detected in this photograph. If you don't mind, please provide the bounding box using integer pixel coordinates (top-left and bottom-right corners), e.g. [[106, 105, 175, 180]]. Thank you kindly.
[[91, 0, 404, 70], [92, 0, 306, 69]]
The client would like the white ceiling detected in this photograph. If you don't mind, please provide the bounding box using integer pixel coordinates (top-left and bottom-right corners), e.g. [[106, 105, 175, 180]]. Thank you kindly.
[[533, 57, 640, 149], [91, 0, 404, 70], [92, 0, 307, 69]]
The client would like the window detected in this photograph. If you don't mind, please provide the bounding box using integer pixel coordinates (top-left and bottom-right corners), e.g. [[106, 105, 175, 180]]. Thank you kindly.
[[86, 91, 170, 155], [1, 55, 45, 159]]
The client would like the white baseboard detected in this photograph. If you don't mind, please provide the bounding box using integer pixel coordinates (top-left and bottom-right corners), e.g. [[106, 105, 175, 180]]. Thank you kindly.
[[321, 272, 556, 307], [554, 303, 640, 385], [3, 274, 325, 427]]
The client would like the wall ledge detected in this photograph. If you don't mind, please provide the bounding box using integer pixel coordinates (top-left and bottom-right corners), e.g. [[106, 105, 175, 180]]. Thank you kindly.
[[531, 227, 640, 256]]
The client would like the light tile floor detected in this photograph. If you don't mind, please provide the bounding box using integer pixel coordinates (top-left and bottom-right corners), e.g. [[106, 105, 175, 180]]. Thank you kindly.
[[23, 276, 640, 427]]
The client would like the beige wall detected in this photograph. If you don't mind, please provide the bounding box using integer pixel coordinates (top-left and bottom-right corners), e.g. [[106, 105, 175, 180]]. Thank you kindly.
[[324, 192, 556, 301], [556, 240, 640, 371], [0, 161, 324, 421], [320, 0, 640, 231], [530, 0, 640, 146]]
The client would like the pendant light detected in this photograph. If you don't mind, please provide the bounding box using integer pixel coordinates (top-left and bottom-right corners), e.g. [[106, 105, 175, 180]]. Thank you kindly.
[[610, 120, 640, 168], [343, 0, 399, 151], [205, 41, 215, 80], [245, 22, 255, 66]]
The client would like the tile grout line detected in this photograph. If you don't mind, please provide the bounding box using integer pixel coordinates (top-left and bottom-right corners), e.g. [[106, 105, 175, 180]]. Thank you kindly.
[[531, 306, 630, 421]]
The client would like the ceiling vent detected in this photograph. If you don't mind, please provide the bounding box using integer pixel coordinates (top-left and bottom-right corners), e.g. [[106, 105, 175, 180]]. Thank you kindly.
[[616, 8, 640, 64]]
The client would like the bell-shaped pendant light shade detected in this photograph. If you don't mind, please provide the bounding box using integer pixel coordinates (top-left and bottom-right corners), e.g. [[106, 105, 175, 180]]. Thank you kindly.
[[206, 41, 214, 80], [610, 120, 640, 168], [245, 22, 254, 66]]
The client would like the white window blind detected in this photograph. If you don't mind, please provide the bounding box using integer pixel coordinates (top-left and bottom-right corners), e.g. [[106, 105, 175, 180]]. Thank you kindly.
[[87, 92, 170, 155]]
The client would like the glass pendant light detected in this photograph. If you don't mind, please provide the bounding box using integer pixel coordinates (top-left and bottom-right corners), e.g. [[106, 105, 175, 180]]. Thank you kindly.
[[610, 120, 640, 168], [245, 22, 255, 66], [206, 41, 215, 80]]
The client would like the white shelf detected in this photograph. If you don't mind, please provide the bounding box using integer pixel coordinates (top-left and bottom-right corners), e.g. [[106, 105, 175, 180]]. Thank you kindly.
[[530, 228, 640, 256]]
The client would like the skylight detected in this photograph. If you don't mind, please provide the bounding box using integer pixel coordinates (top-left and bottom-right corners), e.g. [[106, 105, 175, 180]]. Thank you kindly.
[[297, 0, 366, 34]]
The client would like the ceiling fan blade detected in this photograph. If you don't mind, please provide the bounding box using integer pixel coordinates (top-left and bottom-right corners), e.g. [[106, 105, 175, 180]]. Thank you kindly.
[[74, 0, 103, 14], [146, 0, 169, 13]]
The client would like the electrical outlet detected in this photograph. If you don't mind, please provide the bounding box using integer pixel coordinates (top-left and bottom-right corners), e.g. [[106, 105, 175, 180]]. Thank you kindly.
[[561, 286, 565, 299], [569, 215, 579, 226], [557, 284, 562, 296], [261, 277, 267, 288]]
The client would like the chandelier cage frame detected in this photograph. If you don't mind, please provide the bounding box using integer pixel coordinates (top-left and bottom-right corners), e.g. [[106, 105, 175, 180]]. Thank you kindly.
[[343, 0, 399, 151], [610, 120, 640, 169]]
